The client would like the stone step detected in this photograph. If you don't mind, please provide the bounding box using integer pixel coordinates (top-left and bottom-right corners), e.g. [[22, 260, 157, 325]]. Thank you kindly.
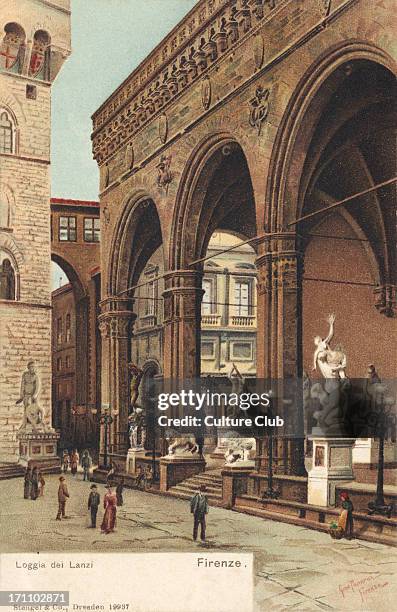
[[189, 474, 223, 484], [0, 464, 25, 480], [172, 481, 221, 495], [166, 487, 224, 507]]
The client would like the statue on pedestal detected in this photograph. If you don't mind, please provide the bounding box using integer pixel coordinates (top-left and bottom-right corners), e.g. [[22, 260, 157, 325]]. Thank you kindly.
[[127, 362, 146, 450], [310, 314, 350, 434], [128, 407, 146, 450], [16, 360, 50, 433]]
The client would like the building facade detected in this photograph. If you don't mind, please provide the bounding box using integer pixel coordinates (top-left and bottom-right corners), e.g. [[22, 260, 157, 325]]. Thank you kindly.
[[0, 0, 71, 461], [92, 0, 396, 480], [50, 197, 101, 453]]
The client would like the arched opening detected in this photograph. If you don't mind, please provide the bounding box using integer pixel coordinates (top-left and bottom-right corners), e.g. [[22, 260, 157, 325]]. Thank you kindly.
[[0, 251, 17, 300], [0, 185, 14, 229], [265, 51, 397, 480], [0, 108, 17, 155], [173, 138, 258, 461], [293, 59, 397, 378], [106, 196, 164, 468], [50, 257, 95, 452]]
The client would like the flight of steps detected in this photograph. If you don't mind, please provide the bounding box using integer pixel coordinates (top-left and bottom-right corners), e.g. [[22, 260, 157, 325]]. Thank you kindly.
[[0, 462, 25, 480], [166, 470, 223, 506]]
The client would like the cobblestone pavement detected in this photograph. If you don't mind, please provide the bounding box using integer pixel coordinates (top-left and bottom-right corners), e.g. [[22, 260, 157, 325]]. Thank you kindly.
[[1, 473, 396, 611]]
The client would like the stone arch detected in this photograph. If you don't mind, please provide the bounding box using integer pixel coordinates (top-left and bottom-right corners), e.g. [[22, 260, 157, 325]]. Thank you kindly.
[[266, 41, 397, 287], [108, 190, 164, 297], [51, 252, 89, 405], [170, 132, 257, 270], [0, 229, 23, 268]]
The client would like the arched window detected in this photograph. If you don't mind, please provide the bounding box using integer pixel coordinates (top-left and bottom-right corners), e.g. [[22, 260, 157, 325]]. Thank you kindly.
[[0, 186, 14, 228], [0, 23, 25, 73], [0, 253, 16, 300], [0, 109, 16, 154], [29, 30, 51, 79]]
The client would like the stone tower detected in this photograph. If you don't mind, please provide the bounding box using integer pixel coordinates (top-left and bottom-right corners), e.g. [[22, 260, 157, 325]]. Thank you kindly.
[[0, 1, 71, 460]]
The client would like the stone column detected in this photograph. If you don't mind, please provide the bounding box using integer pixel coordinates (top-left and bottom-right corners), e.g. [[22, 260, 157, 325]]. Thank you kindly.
[[255, 233, 306, 476], [162, 270, 204, 381], [98, 297, 136, 459]]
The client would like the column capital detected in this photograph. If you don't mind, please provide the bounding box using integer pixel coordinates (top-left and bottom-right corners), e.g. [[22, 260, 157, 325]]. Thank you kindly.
[[98, 296, 136, 339]]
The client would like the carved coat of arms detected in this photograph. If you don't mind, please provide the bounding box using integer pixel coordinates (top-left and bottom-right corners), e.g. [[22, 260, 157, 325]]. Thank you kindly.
[[248, 86, 271, 135]]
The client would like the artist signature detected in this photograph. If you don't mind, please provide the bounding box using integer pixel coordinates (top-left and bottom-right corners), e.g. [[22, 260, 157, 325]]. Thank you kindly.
[[339, 576, 389, 603]]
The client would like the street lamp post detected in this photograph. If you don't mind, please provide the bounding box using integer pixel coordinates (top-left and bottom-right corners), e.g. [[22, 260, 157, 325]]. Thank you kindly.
[[100, 409, 113, 470], [368, 386, 394, 518], [262, 390, 280, 500]]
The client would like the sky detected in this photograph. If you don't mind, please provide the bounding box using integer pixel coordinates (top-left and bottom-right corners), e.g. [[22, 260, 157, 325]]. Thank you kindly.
[[51, 0, 197, 201]]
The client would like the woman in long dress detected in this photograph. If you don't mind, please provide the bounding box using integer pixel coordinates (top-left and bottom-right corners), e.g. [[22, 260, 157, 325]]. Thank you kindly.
[[23, 467, 31, 499], [101, 486, 117, 534], [30, 467, 39, 500], [70, 450, 79, 476]]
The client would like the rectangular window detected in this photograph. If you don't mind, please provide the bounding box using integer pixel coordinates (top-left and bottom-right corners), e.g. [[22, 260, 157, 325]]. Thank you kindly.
[[59, 216, 76, 242], [84, 217, 100, 242], [202, 278, 216, 314], [65, 313, 71, 342], [145, 280, 156, 316], [57, 357, 62, 372], [234, 280, 251, 316], [57, 317, 62, 344], [201, 341, 215, 358], [231, 342, 252, 360], [66, 355, 71, 369]]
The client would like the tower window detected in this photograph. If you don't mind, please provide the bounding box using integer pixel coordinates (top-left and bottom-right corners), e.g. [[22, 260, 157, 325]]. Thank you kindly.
[[0, 110, 14, 154], [0, 255, 16, 300]]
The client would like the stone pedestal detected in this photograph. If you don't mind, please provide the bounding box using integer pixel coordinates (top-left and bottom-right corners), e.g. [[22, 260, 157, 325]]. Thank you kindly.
[[221, 465, 252, 508], [126, 448, 147, 475], [18, 430, 60, 471], [307, 437, 355, 507], [159, 454, 206, 492]]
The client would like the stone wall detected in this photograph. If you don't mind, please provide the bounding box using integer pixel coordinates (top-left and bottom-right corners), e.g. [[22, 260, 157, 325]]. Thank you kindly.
[[0, 0, 71, 460]]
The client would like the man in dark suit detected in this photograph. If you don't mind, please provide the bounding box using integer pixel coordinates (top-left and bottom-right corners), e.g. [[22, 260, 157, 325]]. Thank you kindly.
[[190, 485, 209, 542], [88, 484, 100, 528]]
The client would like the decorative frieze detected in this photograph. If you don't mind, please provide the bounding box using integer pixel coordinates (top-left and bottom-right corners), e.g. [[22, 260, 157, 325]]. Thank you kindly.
[[92, 0, 280, 165]]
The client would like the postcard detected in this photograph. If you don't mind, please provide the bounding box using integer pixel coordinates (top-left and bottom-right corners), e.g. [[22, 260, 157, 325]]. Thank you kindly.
[[0, 1, 396, 611]]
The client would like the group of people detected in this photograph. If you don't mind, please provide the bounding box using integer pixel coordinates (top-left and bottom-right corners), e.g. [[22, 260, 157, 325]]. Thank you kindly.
[[62, 449, 92, 480], [23, 466, 45, 500], [56, 476, 121, 535]]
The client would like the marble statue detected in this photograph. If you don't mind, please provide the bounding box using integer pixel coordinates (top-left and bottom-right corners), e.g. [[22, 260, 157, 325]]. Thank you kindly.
[[128, 407, 146, 450], [312, 314, 347, 380], [167, 435, 199, 455], [16, 360, 49, 432], [310, 315, 350, 434]]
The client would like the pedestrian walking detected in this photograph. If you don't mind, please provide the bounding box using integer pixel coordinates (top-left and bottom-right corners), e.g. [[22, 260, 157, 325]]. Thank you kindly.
[[38, 471, 45, 496], [70, 449, 79, 476], [23, 466, 31, 499], [81, 450, 92, 481], [62, 450, 70, 473], [116, 478, 124, 506], [30, 466, 39, 500], [101, 485, 117, 534], [190, 485, 209, 542], [56, 476, 70, 520], [339, 491, 354, 539], [88, 484, 100, 528]]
